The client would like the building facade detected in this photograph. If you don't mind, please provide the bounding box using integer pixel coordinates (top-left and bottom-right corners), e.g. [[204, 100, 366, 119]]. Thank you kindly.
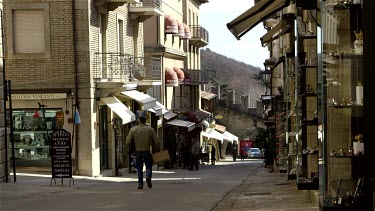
[[2, 0, 210, 177]]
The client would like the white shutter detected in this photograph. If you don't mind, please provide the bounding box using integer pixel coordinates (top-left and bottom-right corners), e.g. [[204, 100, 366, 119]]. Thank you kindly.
[[13, 10, 45, 53]]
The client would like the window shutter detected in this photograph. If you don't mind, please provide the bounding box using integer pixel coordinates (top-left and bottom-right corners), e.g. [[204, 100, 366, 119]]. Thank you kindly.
[[13, 10, 45, 54]]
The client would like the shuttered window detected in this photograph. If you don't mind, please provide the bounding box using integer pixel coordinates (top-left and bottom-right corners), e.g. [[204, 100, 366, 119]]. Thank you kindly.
[[13, 10, 45, 54]]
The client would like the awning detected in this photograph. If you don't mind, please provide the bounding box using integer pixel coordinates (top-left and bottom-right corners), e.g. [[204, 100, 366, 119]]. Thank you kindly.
[[164, 111, 177, 120], [177, 20, 185, 37], [165, 67, 179, 87], [201, 91, 216, 100], [173, 67, 185, 83], [101, 97, 135, 124], [166, 119, 195, 132], [227, 0, 290, 40], [260, 17, 292, 47], [148, 101, 168, 116], [201, 128, 225, 142], [223, 131, 239, 143], [181, 23, 191, 40], [121, 90, 157, 110], [215, 124, 226, 133], [165, 15, 178, 34]]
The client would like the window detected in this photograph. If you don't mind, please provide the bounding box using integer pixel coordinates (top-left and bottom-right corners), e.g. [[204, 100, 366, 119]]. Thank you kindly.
[[6, 3, 50, 58], [13, 10, 45, 54], [118, 19, 124, 54]]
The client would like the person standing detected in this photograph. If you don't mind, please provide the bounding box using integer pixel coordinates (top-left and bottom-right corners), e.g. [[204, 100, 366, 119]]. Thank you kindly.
[[190, 138, 200, 171], [126, 115, 159, 189], [232, 141, 238, 162], [211, 146, 216, 165]]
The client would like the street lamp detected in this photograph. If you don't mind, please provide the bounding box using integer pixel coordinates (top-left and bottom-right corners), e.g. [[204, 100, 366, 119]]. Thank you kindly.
[[261, 69, 272, 89]]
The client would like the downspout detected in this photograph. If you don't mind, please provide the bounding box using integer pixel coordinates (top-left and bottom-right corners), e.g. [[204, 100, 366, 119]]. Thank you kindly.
[[72, 0, 79, 175]]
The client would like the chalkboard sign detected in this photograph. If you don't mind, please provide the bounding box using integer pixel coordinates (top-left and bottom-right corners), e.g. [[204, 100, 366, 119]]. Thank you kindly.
[[51, 129, 72, 178]]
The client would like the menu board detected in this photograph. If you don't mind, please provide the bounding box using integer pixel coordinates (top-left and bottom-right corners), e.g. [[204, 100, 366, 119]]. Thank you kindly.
[[51, 129, 72, 178]]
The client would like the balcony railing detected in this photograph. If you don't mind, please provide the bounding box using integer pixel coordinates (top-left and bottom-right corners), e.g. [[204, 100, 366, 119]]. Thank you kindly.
[[131, 0, 162, 10], [129, 0, 163, 20], [93, 53, 161, 83], [184, 69, 209, 84], [189, 25, 209, 47]]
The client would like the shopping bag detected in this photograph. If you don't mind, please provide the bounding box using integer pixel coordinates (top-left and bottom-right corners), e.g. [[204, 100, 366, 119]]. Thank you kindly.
[[152, 150, 170, 164]]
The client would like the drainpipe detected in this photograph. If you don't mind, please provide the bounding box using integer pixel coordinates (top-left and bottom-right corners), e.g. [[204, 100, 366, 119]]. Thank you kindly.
[[72, 0, 79, 175]]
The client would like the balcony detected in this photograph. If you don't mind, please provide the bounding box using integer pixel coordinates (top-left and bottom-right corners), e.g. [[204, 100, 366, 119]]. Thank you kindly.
[[183, 69, 209, 85], [95, 0, 140, 11], [93, 53, 162, 88], [189, 25, 209, 47], [129, 0, 164, 22], [197, 0, 209, 4]]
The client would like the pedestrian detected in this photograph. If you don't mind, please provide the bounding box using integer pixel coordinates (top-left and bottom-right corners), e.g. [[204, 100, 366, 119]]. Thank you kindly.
[[240, 150, 245, 161], [199, 146, 204, 165], [181, 141, 189, 169], [232, 141, 238, 162], [190, 138, 200, 171], [211, 145, 216, 165], [126, 115, 159, 189]]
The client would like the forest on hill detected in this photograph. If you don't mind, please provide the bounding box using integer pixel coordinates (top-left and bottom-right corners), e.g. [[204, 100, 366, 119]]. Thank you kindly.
[[201, 48, 266, 107]]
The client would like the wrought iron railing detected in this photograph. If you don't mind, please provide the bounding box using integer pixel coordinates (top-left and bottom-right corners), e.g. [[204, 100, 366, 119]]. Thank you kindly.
[[93, 53, 161, 82], [183, 69, 209, 84], [130, 0, 162, 10], [189, 25, 209, 43]]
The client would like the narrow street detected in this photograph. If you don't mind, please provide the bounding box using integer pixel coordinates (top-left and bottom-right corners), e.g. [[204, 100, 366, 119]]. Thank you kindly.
[[0, 160, 318, 211]]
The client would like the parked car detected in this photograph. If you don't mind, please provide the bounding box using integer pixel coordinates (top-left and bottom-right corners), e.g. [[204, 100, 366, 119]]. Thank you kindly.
[[247, 148, 261, 158]]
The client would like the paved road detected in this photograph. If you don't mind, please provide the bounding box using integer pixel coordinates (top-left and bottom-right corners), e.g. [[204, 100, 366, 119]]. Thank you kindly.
[[0, 159, 318, 211]]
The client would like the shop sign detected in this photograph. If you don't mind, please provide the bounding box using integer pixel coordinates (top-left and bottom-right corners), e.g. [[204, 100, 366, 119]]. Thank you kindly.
[[56, 111, 64, 126], [12, 93, 67, 100], [51, 129, 72, 178]]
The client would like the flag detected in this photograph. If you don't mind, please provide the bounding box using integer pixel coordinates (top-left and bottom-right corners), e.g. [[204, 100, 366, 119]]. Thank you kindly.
[[74, 109, 81, 125], [33, 109, 43, 118]]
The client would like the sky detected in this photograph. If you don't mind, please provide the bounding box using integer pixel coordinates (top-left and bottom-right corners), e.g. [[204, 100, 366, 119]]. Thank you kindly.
[[200, 0, 269, 69]]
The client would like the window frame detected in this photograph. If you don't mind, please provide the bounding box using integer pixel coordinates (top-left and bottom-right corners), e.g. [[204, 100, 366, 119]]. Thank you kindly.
[[6, 3, 51, 59]]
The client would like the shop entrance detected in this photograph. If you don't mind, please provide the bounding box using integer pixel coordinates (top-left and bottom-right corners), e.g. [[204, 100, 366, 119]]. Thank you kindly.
[[99, 106, 109, 170]]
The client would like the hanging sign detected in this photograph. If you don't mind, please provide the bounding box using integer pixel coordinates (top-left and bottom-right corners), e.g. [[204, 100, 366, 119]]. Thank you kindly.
[[51, 129, 72, 178], [56, 111, 64, 127]]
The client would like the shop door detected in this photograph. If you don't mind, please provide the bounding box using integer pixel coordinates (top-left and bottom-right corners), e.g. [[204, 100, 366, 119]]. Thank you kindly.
[[99, 106, 109, 170]]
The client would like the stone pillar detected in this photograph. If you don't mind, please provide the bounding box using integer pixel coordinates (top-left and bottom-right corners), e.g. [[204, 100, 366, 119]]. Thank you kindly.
[[211, 86, 221, 100]]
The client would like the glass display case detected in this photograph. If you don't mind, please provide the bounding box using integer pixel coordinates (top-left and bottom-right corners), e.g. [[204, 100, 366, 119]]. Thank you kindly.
[[319, 1, 371, 209], [293, 5, 320, 191], [12, 109, 58, 164]]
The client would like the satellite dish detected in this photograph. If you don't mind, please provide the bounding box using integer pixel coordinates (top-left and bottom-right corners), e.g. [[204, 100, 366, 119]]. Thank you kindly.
[[208, 124, 216, 128], [215, 115, 223, 119]]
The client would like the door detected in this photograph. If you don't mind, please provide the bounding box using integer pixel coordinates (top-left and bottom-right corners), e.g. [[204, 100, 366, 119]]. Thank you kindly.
[[99, 106, 109, 170]]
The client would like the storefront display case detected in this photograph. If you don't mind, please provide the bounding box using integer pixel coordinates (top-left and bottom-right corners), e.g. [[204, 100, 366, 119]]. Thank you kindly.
[[294, 5, 320, 190], [11, 109, 58, 166], [319, 1, 372, 210]]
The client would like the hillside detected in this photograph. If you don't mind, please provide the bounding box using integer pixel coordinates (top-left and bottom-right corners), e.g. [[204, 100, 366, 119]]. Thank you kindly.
[[201, 48, 265, 106]]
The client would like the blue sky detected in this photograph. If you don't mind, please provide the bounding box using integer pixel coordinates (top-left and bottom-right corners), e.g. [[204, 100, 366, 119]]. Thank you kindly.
[[200, 0, 269, 69]]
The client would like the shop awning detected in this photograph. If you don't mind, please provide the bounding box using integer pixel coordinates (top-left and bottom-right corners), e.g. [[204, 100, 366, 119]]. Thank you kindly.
[[260, 17, 292, 47], [165, 15, 178, 34], [201, 128, 225, 142], [201, 91, 216, 100], [101, 97, 135, 124], [163, 110, 177, 120], [223, 131, 239, 143], [148, 101, 168, 116], [227, 0, 290, 40], [166, 119, 195, 132], [165, 67, 179, 87], [121, 90, 157, 110]]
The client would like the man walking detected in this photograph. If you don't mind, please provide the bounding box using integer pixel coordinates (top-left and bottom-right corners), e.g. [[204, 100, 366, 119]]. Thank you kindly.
[[126, 115, 159, 189], [190, 138, 200, 171]]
